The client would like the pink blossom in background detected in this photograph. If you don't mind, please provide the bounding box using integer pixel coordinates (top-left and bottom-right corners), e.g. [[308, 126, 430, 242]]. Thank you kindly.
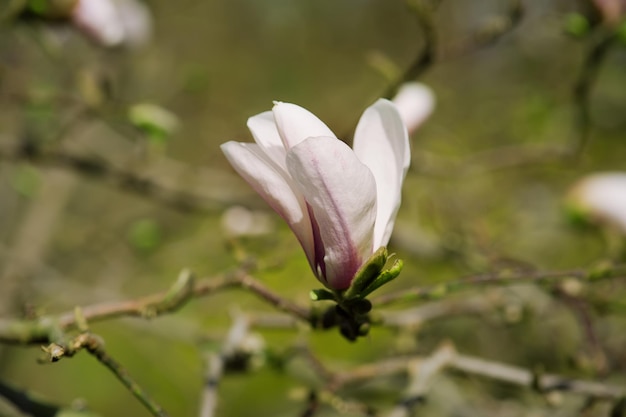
[[71, 0, 151, 47]]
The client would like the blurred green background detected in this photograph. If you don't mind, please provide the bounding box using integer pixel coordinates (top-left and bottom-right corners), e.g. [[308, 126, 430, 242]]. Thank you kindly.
[[1, 0, 626, 416]]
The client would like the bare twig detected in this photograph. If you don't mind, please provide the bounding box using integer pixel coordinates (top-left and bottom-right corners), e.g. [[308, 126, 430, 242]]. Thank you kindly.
[[441, 0, 523, 58], [570, 30, 618, 159], [449, 353, 624, 399], [0, 269, 312, 345], [385, 343, 455, 417], [316, 346, 625, 403], [382, 0, 437, 99], [378, 293, 504, 328], [372, 265, 626, 307], [75, 333, 170, 417]]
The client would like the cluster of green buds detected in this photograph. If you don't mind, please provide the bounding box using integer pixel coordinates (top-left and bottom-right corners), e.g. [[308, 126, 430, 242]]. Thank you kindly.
[[310, 247, 403, 341]]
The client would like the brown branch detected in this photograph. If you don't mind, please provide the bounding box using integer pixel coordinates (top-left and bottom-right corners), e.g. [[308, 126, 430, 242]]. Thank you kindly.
[[0, 269, 312, 345], [382, 0, 437, 99]]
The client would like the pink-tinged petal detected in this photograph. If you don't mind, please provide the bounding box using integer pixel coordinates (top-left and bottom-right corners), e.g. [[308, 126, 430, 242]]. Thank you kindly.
[[247, 111, 286, 167], [272, 102, 337, 150], [392, 83, 435, 134], [286, 137, 377, 290], [221, 141, 316, 266], [353, 99, 410, 248]]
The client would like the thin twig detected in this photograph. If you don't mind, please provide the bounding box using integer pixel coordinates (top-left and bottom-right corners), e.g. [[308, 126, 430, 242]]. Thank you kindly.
[[382, 0, 437, 99], [317, 346, 625, 402], [571, 31, 617, 159], [76, 333, 170, 417], [372, 265, 626, 307], [449, 353, 624, 399], [385, 343, 455, 417], [441, 0, 523, 58]]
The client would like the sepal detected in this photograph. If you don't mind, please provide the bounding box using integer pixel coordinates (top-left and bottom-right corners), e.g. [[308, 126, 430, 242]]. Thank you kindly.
[[343, 247, 387, 299]]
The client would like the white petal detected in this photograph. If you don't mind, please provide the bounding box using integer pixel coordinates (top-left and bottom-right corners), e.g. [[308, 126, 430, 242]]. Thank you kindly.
[[221, 141, 315, 264], [247, 111, 286, 167], [571, 172, 626, 233], [287, 137, 377, 289], [392, 83, 435, 134], [272, 102, 337, 150], [353, 99, 410, 248]]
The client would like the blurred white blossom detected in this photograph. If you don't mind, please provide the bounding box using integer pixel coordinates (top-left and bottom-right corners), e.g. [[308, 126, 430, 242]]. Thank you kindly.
[[71, 0, 151, 47], [391, 82, 435, 134], [568, 172, 626, 233], [221, 206, 273, 237]]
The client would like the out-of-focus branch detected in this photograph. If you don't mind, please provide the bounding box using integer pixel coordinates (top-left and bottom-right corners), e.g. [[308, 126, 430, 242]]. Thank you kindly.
[[382, 0, 437, 99], [553, 286, 607, 373], [0, 169, 77, 334], [0, 379, 60, 417], [409, 144, 571, 178], [571, 30, 618, 159], [378, 293, 504, 328], [372, 264, 626, 306], [450, 353, 624, 399], [382, 0, 523, 99], [441, 0, 523, 58], [384, 344, 455, 417], [313, 344, 625, 405], [0, 138, 244, 213], [199, 313, 251, 417]]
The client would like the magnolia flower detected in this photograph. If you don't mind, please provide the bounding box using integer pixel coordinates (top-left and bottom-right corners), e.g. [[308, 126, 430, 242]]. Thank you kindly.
[[568, 172, 626, 233], [221, 97, 430, 290], [391, 82, 435, 134]]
